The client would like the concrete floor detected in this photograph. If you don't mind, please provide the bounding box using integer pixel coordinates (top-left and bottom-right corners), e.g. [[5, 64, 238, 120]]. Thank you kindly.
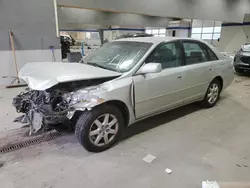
[[1, 74, 250, 188]]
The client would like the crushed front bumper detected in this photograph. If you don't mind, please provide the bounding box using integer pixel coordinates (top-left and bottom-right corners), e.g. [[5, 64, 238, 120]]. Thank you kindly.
[[15, 109, 69, 135]]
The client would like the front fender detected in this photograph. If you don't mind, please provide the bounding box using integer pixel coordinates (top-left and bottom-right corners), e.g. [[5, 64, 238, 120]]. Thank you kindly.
[[67, 77, 135, 123]]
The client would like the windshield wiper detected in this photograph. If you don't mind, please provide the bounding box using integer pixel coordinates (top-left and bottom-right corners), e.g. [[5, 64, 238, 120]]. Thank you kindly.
[[87, 62, 107, 69], [86, 61, 117, 72], [86, 61, 100, 67]]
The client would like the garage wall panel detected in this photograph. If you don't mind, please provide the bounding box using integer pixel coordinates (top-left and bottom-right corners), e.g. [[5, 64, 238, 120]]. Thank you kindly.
[[218, 14, 250, 52], [58, 8, 171, 27], [0, 0, 60, 51], [0, 0, 61, 86], [58, 0, 247, 22], [218, 24, 250, 52]]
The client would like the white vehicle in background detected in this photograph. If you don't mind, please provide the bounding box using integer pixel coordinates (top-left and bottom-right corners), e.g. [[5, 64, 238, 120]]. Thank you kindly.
[[13, 37, 234, 152]]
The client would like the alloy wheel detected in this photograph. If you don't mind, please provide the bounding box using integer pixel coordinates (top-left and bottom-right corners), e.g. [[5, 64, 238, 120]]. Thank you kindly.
[[88, 114, 119, 147], [207, 83, 219, 104]]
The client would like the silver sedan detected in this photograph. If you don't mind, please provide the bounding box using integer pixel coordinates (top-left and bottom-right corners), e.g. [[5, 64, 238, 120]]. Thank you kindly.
[[14, 37, 234, 152]]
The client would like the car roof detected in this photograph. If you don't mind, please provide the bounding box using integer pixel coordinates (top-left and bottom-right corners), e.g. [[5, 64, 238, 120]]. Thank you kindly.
[[114, 37, 204, 45]]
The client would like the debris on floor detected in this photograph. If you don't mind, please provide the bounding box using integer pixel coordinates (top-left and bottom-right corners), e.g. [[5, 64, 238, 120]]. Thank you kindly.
[[165, 168, 172, 174], [13, 162, 20, 165], [236, 164, 241, 167], [236, 163, 248, 168], [202, 180, 219, 188], [142, 154, 156, 163]]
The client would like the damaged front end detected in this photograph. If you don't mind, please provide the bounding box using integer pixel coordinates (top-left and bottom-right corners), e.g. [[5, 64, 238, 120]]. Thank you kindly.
[[13, 79, 109, 135], [13, 89, 72, 135]]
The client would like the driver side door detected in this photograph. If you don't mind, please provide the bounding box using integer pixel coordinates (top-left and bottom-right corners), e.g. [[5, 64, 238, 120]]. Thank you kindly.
[[133, 41, 186, 118]]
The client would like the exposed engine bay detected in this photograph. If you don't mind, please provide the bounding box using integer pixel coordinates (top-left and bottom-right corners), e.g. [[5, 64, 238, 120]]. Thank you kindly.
[[13, 78, 114, 135]]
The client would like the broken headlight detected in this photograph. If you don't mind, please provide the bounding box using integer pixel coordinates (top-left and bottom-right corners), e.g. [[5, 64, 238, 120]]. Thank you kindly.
[[65, 86, 101, 106]]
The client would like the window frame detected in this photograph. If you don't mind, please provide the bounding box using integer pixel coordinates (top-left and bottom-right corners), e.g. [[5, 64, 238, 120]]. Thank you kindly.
[[144, 41, 185, 69], [180, 40, 211, 66]]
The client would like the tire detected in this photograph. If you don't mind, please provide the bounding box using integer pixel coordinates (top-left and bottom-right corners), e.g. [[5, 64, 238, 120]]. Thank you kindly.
[[201, 79, 221, 108], [75, 104, 124, 152], [235, 67, 244, 73]]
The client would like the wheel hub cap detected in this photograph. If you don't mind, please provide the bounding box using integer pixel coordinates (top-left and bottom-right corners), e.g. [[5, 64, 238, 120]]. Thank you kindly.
[[89, 114, 119, 147]]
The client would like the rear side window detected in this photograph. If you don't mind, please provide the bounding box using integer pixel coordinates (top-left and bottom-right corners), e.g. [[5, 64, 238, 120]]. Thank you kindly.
[[183, 42, 209, 65]]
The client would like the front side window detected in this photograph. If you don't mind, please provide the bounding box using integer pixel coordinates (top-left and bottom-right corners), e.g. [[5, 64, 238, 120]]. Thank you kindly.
[[183, 42, 208, 65], [83, 41, 152, 72], [146, 42, 182, 69]]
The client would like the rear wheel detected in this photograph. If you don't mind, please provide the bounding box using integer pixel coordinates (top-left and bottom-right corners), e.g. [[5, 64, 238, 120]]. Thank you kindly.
[[75, 104, 124, 152], [201, 79, 221, 108]]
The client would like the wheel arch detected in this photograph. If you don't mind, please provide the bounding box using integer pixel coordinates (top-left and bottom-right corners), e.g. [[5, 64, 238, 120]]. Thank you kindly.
[[213, 76, 223, 90], [104, 100, 130, 127], [71, 99, 130, 128]]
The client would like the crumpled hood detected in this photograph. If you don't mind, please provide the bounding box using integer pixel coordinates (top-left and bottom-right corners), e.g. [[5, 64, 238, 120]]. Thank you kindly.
[[19, 62, 122, 90]]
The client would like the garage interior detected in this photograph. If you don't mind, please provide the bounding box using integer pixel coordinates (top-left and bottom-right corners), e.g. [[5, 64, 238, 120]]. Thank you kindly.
[[1, 0, 250, 187]]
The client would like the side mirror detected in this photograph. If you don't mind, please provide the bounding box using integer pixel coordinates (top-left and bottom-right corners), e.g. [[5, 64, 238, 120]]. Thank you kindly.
[[137, 63, 162, 75]]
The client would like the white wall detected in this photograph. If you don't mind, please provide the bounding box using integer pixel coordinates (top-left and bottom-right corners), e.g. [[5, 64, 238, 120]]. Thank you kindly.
[[167, 20, 191, 37], [0, 50, 61, 86], [218, 25, 250, 52], [104, 31, 112, 41], [0, 0, 61, 86]]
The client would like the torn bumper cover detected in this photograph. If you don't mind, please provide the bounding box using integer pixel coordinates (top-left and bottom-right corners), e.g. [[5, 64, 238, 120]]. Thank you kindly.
[[13, 86, 106, 135]]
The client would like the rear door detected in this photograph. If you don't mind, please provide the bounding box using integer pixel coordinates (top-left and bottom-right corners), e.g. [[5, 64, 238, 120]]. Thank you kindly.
[[180, 40, 217, 104]]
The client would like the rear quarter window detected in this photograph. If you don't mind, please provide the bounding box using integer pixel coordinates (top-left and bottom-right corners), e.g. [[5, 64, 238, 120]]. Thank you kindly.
[[206, 47, 219, 61]]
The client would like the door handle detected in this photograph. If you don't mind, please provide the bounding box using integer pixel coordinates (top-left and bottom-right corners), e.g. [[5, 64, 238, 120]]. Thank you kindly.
[[177, 75, 183, 79], [209, 68, 214, 71]]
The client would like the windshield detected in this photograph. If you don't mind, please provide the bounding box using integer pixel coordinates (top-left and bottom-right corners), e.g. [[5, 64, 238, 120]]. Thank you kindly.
[[83, 41, 152, 72]]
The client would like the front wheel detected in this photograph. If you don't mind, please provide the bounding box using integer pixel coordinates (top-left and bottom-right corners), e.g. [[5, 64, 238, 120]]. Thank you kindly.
[[201, 79, 221, 108], [75, 104, 124, 152]]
